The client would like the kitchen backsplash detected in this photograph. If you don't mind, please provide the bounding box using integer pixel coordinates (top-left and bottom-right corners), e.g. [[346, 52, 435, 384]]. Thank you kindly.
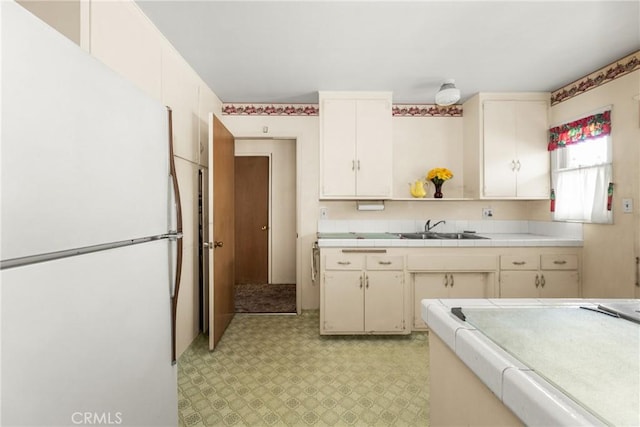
[[317, 219, 583, 239]]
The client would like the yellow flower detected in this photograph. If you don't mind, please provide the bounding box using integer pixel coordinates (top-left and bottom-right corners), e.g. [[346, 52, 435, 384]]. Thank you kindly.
[[427, 167, 453, 183]]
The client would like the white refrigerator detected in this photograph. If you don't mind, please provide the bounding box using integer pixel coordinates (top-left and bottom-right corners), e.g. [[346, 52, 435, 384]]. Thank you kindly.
[[1, 2, 180, 425]]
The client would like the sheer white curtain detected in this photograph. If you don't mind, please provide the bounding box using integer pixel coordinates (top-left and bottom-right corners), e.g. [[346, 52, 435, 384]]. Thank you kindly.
[[553, 163, 612, 223]]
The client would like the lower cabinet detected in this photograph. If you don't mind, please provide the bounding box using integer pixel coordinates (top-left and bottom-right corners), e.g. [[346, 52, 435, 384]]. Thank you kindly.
[[320, 247, 581, 333], [413, 272, 491, 329], [499, 253, 580, 298], [320, 251, 408, 335]]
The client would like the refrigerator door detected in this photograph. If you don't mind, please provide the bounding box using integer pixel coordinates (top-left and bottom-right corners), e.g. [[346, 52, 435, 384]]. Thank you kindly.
[[1, 1, 170, 261], [1, 239, 177, 426]]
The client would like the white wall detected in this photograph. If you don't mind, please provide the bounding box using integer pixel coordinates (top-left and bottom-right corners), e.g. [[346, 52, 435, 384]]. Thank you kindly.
[[393, 117, 464, 198], [235, 139, 297, 284], [550, 70, 640, 298], [17, 0, 81, 45]]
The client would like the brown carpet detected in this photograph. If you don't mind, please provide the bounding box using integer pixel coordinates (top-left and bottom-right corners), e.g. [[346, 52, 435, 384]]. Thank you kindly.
[[234, 283, 296, 313]]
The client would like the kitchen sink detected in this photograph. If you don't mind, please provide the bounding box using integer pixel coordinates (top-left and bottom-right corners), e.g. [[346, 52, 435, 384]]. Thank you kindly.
[[399, 232, 488, 240]]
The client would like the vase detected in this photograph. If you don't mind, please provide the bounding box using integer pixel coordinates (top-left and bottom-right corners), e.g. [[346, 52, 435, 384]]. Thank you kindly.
[[433, 182, 443, 199]]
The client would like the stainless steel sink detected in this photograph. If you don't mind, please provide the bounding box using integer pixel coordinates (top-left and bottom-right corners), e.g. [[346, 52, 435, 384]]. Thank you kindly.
[[399, 232, 441, 239], [399, 232, 488, 240]]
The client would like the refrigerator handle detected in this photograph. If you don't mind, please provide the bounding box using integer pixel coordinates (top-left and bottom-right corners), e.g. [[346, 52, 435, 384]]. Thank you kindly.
[[167, 107, 183, 365]]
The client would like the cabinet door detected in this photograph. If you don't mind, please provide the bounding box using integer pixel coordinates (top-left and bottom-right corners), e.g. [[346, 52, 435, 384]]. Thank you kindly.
[[514, 101, 549, 198], [448, 273, 488, 298], [355, 99, 392, 197], [365, 271, 404, 332], [500, 271, 540, 298], [323, 271, 363, 332], [483, 101, 517, 197], [414, 273, 449, 328], [540, 271, 580, 298], [321, 99, 357, 197]]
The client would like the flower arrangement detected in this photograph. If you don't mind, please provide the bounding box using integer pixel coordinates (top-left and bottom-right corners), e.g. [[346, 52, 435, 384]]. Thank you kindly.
[[426, 168, 453, 198], [427, 167, 453, 185]]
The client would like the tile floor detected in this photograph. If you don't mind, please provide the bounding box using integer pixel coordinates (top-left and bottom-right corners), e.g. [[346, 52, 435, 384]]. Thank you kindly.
[[178, 311, 430, 426]]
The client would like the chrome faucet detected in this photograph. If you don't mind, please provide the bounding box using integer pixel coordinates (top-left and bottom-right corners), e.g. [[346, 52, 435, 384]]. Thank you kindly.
[[425, 219, 446, 232]]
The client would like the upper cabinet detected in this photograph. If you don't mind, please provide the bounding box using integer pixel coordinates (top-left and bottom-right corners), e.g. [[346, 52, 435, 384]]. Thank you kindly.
[[319, 91, 393, 199], [463, 93, 550, 199]]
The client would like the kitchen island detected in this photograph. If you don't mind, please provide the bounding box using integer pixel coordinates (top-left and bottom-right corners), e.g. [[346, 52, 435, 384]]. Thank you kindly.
[[421, 298, 640, 426]]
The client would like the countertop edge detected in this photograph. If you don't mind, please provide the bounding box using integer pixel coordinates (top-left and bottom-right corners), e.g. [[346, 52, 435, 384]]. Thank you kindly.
[[421, 298, 608, 427]]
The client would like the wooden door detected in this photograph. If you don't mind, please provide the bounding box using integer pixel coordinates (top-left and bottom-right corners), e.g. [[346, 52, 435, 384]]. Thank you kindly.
[[499, 271, 539, 298], [364, 271, 404, 332], [447, 273, 489, 298], [208, 115, 235, 350], [234, 156, 269, 284], [320, 99, 357, 197], [483, 101, 517, 197], [413, 273, 449, 328], [322, 271, 364, 332]]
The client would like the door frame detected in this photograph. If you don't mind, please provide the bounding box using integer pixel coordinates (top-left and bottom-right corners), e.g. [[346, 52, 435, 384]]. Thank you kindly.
[[235, 152, 273, 283], [232, 136, 301, 315]]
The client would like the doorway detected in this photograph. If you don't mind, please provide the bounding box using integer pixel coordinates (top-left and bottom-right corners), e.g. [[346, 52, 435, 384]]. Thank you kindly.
[[234, 139, 297, 313]]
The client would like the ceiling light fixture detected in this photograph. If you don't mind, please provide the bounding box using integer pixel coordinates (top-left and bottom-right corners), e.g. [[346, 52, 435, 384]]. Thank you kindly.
[[435, 79, 461, 106]]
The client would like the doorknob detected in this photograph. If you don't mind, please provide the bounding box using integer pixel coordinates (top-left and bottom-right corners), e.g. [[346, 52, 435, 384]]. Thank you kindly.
[[214, 241, 224, 248], [203, 242, 211, 249], [261, 225, 268, 230]]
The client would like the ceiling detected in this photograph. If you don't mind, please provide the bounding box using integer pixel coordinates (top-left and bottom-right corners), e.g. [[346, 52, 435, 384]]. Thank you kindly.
[[136, 1, 640, 105]]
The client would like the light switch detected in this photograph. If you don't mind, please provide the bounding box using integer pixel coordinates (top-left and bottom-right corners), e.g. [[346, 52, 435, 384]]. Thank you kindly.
[[622, 198, 633, 213]]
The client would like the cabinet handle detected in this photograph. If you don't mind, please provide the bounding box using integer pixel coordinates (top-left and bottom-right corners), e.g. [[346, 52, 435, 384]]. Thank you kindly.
[[378, 261, 392, 265], [443, 274, 449, 287], [359, 275, 363, 289], [512, 261, 526, 266], [357, 160, 361, 170], [553, 260, 567, 265], [337, 261, 351, 265], [352, 160, 355, 171], [365, 275, 369, 289], [516, 160, 521, 171], [449, 274, 454, 287], [540, 274, 545, 288], [511, 160, 516, 171], [535, 274, 540, 287]]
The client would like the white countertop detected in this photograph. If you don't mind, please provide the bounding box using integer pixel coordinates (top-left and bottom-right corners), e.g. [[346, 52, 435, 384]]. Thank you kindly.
[[422, 298, 640, 427], [318, 233, 583, 248]]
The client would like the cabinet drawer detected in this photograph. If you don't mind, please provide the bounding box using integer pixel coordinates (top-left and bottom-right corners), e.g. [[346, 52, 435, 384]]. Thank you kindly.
[[500, 255, 539, 270], [407, 255, 497, 271], [324, 254, 364, 270], [541, 254, 578, 270], [366, 255, 404, 270]]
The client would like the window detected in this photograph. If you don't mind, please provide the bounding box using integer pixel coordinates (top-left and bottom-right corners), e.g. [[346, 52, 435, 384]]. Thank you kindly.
[[549, 110, 613, 224]]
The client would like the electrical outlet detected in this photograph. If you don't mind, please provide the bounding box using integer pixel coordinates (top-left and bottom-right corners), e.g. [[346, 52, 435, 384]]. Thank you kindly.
[[622, 198, 633, 213], [320, 207, 329, 219], [482, 208, 494, 218]]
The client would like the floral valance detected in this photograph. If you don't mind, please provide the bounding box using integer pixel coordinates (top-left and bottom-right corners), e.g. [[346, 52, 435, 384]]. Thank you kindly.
[[548, 110, 611, 151]]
